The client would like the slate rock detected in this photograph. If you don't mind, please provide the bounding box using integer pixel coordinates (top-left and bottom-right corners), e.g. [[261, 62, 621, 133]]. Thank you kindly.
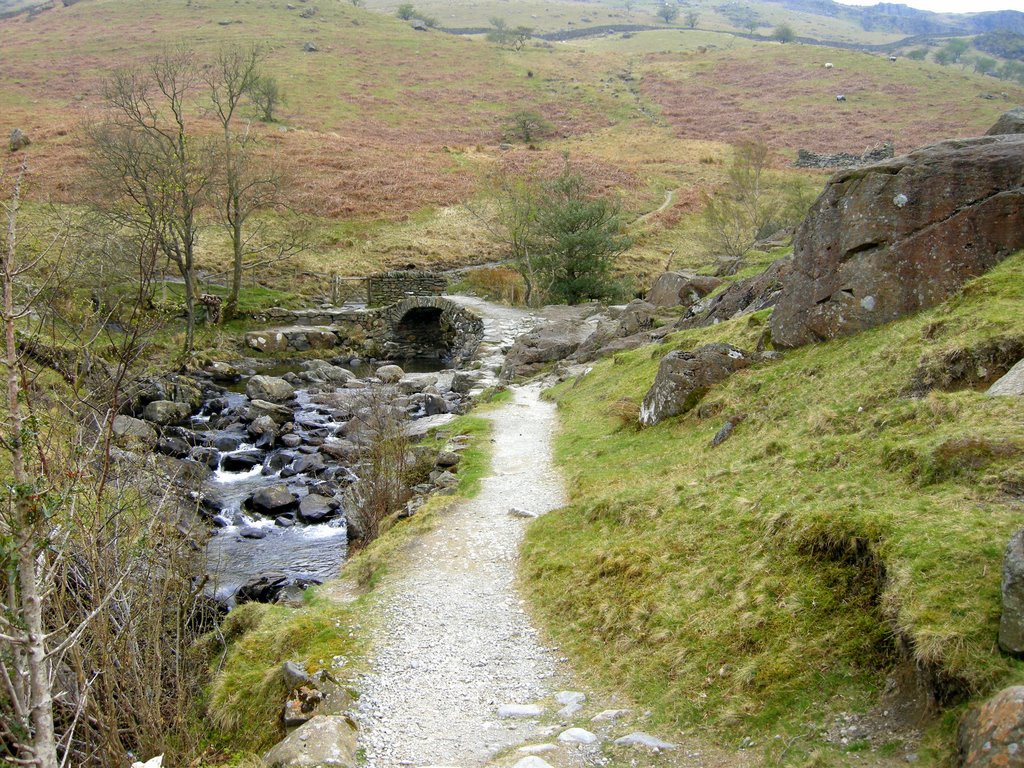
[[988, 359, 1024, 397], [986, 107, 1024, 136], [640, 344, 752, 427], [297, 494, 338, 524], [1000, 529, 1024, 657], [770, 136, 1024, 348], [375, 364, 405, 383], [248, 399, 294, 425], [251, 485, 298, 514], [614, 731, 677, 749], [958, 686, 1024, 767], [222, 449, 265, 472], [282, 660, 311, 691], [247, 375, 295, 403], [263, 715, 357, 767], [111, 415, 157, 447], [558, 727, 598, 744], [143, 399, 192, 425]]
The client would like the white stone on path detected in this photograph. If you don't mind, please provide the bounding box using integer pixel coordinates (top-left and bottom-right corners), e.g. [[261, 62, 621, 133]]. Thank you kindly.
[[498, 703, 543, 718], [513, 758, 554, 768], [509, 507, 539, 519], [558, 727, 598, 744], [554, 691, 586, 706], [613, 731, 678, 749], [558, 702, 583, 718]]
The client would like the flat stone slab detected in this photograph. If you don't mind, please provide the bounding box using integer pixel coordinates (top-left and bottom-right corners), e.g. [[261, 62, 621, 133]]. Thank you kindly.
[[558, 727, 598, 744], [988, 358, 1024, 396], [518, 744, 557, 755], [591, 708, 631, 722], [498, 703, 543, 718], [554, 691, 586, 706], [513, 758, 554, 768], [613, 731, 677, 750]]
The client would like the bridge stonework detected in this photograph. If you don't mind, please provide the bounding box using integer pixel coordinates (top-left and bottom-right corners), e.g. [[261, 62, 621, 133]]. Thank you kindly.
[[245, 296, 483, 366]]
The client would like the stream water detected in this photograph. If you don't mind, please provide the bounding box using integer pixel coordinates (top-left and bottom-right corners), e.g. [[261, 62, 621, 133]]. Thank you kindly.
[[187, 358, 453, 606]]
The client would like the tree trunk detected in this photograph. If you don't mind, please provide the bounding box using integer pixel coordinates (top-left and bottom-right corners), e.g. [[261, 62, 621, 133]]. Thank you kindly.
[[226, 194, 243, 321], [4, 167, 59, 768]]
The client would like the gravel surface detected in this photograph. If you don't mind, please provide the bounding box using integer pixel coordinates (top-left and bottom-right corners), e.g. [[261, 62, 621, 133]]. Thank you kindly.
[[355, 382, 568, 767]]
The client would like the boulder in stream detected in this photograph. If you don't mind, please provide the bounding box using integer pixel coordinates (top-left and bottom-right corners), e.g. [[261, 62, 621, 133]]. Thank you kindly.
[[250, 485, 298, 514], [247, 375, 295, 403]]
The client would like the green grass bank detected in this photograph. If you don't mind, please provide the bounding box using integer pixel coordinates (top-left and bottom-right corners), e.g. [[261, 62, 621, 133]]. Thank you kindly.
[[523, 253, 1024, 764]]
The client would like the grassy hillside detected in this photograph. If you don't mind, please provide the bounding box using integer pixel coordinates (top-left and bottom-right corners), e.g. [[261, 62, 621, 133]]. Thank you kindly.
[[524, 254, 1024, 765], [3, 0, 1020, 292]]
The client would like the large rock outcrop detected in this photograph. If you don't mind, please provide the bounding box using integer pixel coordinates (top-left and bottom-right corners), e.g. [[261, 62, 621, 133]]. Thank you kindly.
[[677, 257, 791, 330], [639, 344, 753, 427], [958, 686, 1024, 767], [770, 135, 1024, 348], [646, 271, 722, 309], [987, 107, 1024, 136], [1000, 529, 1024, 657]]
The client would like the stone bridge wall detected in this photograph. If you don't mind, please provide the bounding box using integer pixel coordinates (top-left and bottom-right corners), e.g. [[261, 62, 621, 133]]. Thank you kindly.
[[795, 142, 894, 170], [245, 297, 483, 366], [367, 270, 449, 307]]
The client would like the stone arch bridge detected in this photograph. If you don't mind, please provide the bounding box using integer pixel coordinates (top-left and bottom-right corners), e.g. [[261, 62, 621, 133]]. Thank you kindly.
[[245, 296, 484, 366]]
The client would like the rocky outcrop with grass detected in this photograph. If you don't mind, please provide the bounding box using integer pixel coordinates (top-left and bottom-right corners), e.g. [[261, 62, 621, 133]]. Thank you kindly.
[[639, 343, 754, 426], [770, 134, 1024, 348]]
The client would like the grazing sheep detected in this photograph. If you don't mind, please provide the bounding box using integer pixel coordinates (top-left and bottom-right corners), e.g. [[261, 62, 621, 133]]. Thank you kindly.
[[888, 55, 897, 62], [824, 62, 834, 69], [836, 94, 846, 102]]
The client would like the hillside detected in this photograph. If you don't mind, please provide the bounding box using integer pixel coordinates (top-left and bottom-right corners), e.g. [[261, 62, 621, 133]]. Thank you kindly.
[[525, 252, 1024, 765], [2, 0, 1023, 290]]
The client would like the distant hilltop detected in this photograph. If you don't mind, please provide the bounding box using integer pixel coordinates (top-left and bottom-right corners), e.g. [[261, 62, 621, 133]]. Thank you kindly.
[[771, 0, 1024, 36]]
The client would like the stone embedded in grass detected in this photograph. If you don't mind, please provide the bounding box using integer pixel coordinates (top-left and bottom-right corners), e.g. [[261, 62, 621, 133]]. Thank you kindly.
[[557, 727, 598, 744], [513, 757, 554, 768], [1000, 529, 1024, 657], [263, 715, 357, 767], [591, 708, 631, 722], [639, 343, 753, 427], [498, 703, 543, 718], [613, 731, 677, 750], [988, 359, 1024, 397], [375, 364, 405, 383], [518, 743, 557, 754], [958, 686, 1024, 767]]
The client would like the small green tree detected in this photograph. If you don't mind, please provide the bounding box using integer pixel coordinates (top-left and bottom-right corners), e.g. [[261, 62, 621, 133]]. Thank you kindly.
[[906, 47, 929, 60], [247, 73, 285, 122], [487, 16, 509, 44], [934, 48, 953, 66], [943, 38, 970, 63], [656, 4, 680, 23], [396, 3, 415, 19], [531, 171, 631, 304], [503, 109, 553, 143], [773, 23, 795, 43], [685, 9, 699, 28], [973, 55, 997, 74]]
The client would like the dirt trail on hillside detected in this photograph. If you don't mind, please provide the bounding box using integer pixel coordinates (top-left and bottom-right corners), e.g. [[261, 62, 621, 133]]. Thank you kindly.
[[354, 383, 568, 767]]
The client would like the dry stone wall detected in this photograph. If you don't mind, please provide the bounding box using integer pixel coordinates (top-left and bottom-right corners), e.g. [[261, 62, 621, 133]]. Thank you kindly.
[[367, 270, 448, 307]]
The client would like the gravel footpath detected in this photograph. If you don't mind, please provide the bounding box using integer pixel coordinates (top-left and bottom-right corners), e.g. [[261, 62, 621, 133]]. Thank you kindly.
[[355, 382, 568, 767]]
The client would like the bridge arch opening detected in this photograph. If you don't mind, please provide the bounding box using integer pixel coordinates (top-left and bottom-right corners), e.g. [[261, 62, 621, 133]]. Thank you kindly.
[[394, 306, 453, 361]]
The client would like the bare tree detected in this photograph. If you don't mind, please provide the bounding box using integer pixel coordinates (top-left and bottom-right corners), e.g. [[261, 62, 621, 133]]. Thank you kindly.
[[2, 159, 210, 768], [469, 171, 543, 306], [346, 385, 410, 542], [206, 44, 299, 320], [1, 159, 61, 768], [87, 47, 213, 356]]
